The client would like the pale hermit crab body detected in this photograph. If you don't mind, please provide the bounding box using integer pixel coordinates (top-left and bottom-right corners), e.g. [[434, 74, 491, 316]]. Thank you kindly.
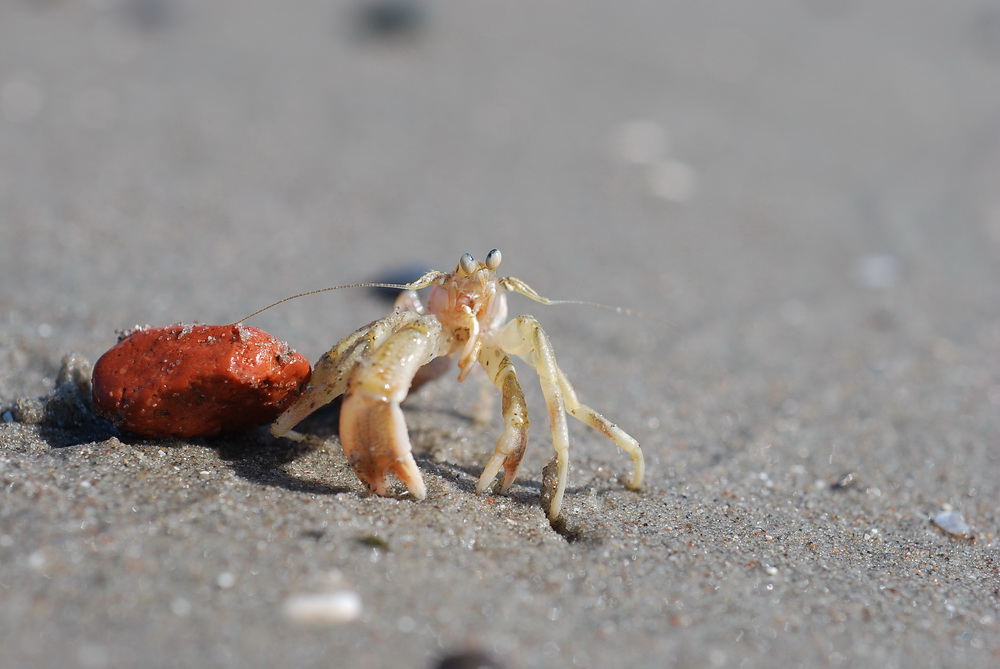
[[270, 250, 644, 520]]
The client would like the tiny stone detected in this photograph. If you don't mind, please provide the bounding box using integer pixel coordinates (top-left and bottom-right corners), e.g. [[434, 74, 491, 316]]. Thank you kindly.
[[282, 590, 362, 625], [170, 598, 191, 617], [435, 651, 505, 669], [357, 0, 426, 39], [13, 397, 44, 425], [932, 510, 972, 538]]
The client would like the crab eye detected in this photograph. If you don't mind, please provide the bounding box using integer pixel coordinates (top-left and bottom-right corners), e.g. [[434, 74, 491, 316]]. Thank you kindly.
[[459, 253, 476, 275], [485, 248, 501, 270]]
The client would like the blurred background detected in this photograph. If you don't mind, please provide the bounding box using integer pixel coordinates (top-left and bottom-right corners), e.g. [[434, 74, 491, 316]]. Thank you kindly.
[[4, 1, 1000, 389], [2, 6, 993, 327]]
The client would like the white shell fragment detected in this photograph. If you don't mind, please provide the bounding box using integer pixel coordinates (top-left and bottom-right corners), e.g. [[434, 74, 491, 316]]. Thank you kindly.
[[282, 590, 362, 624], [932, 510, 972, 538]]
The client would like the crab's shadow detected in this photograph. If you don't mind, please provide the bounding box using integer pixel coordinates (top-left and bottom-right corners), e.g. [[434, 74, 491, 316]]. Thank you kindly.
[[433, 459, 590, 497], [211, 402, 350, 495], [30, 383, 351, 496], [28, 382, 590, 515]]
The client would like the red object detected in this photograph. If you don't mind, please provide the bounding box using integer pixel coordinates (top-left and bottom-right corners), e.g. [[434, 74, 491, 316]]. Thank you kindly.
[[92, 324, 311, 438]]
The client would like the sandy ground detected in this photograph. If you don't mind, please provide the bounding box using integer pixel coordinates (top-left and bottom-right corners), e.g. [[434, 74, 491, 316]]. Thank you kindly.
[[3, 1, 1000, 667]]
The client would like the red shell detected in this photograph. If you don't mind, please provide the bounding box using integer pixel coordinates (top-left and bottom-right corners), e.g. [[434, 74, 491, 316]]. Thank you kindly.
[[92, 324, 311, 438]]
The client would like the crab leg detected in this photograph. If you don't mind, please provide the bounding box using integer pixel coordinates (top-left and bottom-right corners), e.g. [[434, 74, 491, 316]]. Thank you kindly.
[[498, 315, 644, 520], [554, 367, 645, 490], [498, 315, 572, 520], [271, 311, 423, 443], [475, 344, 529, 495], [340, 315, 448, 500]]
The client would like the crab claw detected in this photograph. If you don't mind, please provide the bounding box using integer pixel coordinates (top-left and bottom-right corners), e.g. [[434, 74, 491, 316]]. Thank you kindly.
[[475, 421, 528, 495], [339, 392, 426, 500]]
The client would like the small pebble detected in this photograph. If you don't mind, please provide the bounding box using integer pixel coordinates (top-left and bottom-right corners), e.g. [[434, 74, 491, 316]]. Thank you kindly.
[[831, 471, 857, 490], [215, 572, 236, 589], [356, 534, 391, 551], [435, 651, 504, 669], [356, 0, 426, 39], [932, 510, 972, 538], [282, 590, 362, 625]]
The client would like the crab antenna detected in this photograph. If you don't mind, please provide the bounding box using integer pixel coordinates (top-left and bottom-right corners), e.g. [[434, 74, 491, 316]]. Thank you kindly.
[[501, 276, 671, 325], [233, 270, 446, 324], [537, 298, 670, 324]]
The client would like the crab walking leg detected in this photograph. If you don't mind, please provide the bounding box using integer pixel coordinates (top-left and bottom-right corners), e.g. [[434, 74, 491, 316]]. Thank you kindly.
[[554, 367, 645, 490], [340, 315, 449, 500], [499, 315, 645, 519], [498, 316, 572, 520], [475, 344, 530, 495], [271, 311, 423, 441]]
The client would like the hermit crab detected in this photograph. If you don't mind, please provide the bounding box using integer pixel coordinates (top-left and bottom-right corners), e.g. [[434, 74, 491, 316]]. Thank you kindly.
[[267, 249, 645, 520]]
